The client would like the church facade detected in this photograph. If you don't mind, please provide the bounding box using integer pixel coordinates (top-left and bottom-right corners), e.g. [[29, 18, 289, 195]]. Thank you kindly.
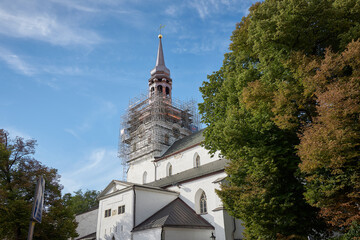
[[76, 35, 244, 240]]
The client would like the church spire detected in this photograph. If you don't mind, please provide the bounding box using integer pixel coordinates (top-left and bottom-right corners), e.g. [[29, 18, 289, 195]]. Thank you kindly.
[[149, 33, 172, 98], [150, 34, 170, 77], [156, 34, 165, 67]]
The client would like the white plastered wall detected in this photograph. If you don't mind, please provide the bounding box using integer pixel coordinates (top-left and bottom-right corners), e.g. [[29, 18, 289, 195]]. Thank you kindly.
[[155, 145, 222, 181], [128, 139, 222, 185], [133, 227, 162, 240], [164, 227, 213, 240], [97, 191, 134, 240], [127, 157, 155, 184]]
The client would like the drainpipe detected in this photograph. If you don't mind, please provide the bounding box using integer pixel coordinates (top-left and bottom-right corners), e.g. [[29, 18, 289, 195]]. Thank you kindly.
[[161, 226, 165, 240], [132, 186, 136, 240], [232, 217, 236, 240], [153, 161, 158, 181]]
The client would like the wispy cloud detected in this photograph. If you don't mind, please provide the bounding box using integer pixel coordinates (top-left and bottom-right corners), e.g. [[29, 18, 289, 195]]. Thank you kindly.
[[4, 126, 32, 139], [61, 147, 123, 193], [49, 0, 99, 13], [64, 99, 117, 139], [0, 47, 35, 75], [0, 6, 102, 46]]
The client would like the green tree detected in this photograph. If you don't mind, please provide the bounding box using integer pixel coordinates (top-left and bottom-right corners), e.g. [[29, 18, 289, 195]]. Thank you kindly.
[[0, 129, 77, 240], [63, 189, 99, 215], [199, 0, 360, 238]]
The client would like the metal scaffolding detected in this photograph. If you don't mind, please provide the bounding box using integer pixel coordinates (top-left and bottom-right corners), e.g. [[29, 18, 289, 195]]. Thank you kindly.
[[118, 92, 200, 179]]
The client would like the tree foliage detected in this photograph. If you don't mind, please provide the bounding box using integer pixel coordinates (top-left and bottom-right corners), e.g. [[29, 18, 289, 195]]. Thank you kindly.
[[63, 189, 99, 215], [199, 0, 360, 239], [298, 41, 360, 229], [0, 129, 77, 240]]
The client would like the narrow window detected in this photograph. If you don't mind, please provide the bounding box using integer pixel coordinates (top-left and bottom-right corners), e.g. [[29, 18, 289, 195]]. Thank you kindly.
[[105, 209, 111, 218], [164, 134, 169, 145], [157, 85, 163, 93], [195, 155, 200, 168], [200, 192, 207, 214], [166, 87, 170, 96], [143, 171, 147, 184], [118, 205, 125, 214], [167, 163, 172, 177]]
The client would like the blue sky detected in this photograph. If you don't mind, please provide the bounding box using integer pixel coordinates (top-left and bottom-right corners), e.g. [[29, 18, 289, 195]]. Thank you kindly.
[[0, 0, 257, 194]]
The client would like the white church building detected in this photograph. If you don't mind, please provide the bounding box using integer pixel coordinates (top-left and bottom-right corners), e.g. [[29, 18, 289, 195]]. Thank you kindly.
[[74, 35, 244, 240]]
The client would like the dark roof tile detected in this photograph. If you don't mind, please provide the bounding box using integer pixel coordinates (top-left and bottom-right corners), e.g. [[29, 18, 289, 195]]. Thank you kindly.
[[156, 129, 205, 160], [132, 198, 214, 232]]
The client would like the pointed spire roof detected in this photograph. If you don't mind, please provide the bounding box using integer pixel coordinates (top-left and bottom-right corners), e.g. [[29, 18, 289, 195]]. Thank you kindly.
[[150, 35, 170, 77]]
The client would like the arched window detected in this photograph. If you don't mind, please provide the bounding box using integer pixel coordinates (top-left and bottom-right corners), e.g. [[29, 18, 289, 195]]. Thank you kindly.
[[157, 85, 163, 93], [195, 189, 207, 214], [200, 192, 207, 214], [166, 87, 170, 96], [195, 155, 200, 168], [166, 163, 172, 177], [143, 171, 147, 184], [193, 153, 200, 168]]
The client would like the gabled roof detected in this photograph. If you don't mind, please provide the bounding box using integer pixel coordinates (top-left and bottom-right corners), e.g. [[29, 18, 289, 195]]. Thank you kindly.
[[97, 180, 132, 199], [147, 158, 227, 188], [155, 128, 205, 161], [132, 198, 214, 232], [97, 180, 179, 200]]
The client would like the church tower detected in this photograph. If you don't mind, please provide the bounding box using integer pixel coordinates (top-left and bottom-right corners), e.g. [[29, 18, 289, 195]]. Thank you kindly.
[[149, 34, 172, 100], [119, 34, 198, 182]]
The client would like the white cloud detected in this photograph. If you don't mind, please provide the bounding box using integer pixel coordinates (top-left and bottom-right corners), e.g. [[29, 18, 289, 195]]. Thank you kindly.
[[0, 6, 102, 46], [0, 47, 35, 76], [3, 126, 32, 139], [61, 147, 123, 193], [49, 0, 99, 13], [64, 128, 80, 139], [165, 5, 180, 17]]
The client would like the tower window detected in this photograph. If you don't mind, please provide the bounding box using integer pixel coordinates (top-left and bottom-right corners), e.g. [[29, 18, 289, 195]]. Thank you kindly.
[[172, 128, 180, 139], [157, 85, 163, 93], [166, 87, 170, 96], [164, 134, 169, 145]]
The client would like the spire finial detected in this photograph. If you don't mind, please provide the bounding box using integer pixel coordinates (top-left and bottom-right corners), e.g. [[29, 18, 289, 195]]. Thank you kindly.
[[158, 24, 165, 39]]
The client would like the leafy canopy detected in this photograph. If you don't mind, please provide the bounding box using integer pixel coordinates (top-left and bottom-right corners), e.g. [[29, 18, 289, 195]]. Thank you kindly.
[[0, 129, 78, 240], [199, 0, 360, 238]]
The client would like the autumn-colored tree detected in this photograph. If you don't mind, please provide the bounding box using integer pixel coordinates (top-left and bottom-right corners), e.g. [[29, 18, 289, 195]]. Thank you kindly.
[[298, 41, 360, 229], [0, 129, 77, 240], [199, 0, 360, 238]]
